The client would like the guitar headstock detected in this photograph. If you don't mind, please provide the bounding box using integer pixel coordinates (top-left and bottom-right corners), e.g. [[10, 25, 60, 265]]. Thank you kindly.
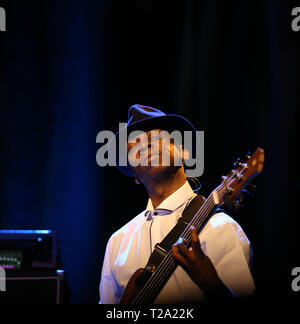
[[215, 148, 265, 209]]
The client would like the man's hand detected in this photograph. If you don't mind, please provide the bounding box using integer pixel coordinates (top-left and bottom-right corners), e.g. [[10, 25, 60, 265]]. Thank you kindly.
[[172, 226, 230, 297]]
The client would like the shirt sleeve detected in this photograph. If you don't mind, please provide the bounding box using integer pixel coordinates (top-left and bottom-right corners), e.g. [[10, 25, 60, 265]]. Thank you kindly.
[[99, 237, 120, 304], [200, 212, 255, 297]]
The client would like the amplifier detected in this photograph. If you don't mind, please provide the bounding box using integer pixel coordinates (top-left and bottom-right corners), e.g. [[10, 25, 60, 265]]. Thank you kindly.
[[0, 270, 66, 304], [0, 230, 57, 271]]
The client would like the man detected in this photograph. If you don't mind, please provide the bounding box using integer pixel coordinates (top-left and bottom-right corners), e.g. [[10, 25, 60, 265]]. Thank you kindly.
[[99, 104, 255, 304]]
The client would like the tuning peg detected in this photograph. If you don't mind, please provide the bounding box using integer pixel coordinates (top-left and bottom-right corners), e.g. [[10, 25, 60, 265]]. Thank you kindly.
[[226, 186, 234, 194], [241, 163, 248, 169], [233, 158, 241, 168], [231, 169, 238, 177], [221, 176, 228, 183]]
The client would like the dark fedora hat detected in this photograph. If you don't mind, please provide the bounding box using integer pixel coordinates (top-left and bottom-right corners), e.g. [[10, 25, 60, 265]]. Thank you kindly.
[[108, 104, 200, 177]]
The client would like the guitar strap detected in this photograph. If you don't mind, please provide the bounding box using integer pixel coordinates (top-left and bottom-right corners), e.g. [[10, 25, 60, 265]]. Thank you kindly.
[[135, 195, 207, 286]]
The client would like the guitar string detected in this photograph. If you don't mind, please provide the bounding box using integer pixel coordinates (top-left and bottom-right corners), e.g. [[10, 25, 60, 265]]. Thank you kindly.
[[132, 173, 238, 304], [132, 178, 229, 303], [139, 169, 247, 304], [135, 167, 246, 304], [134, 197, 216, 304], [138, 170, 244, 304], [133, 195, 216, 304], [134, 174, 236, 304]]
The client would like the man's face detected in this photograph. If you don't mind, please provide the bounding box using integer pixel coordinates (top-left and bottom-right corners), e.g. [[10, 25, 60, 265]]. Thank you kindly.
[[127, 129, 186, 182]]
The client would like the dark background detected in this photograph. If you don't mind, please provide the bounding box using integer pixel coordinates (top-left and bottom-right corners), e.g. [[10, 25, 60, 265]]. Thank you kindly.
[[0, 0, 299, 304]]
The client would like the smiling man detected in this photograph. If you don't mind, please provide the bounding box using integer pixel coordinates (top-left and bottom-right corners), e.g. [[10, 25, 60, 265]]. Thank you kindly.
[[99, 104, 255, 304]]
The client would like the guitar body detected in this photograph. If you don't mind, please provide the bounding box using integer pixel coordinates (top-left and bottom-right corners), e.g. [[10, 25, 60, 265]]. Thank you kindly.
[[119, 268, 144, 304]]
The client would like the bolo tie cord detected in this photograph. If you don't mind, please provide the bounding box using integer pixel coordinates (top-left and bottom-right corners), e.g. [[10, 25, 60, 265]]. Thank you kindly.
[[149, 217, 154, 254]]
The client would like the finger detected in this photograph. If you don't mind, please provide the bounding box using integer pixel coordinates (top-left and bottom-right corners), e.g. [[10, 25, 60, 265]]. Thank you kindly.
[[174, 238, 190, 257], [172, 245, 189, 268], [190, 226, 203, 256]]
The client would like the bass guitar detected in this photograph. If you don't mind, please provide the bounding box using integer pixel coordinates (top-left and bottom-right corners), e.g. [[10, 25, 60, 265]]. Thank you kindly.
[[120, 148, 265, 304]]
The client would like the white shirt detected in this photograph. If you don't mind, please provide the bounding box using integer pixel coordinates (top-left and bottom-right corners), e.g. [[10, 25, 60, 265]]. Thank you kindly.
[[99, 181, 255, 304]]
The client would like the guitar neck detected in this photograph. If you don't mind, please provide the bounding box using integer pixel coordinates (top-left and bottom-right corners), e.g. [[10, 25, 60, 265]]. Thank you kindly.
[[132, 193, 218, 304]]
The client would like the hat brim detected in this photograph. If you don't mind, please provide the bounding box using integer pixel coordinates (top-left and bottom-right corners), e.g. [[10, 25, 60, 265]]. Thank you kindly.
[[108, 114, 200, 177]]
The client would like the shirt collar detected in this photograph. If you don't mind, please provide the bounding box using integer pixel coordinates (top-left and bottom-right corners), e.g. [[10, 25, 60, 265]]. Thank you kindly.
[[146, 181, 196, 213]]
